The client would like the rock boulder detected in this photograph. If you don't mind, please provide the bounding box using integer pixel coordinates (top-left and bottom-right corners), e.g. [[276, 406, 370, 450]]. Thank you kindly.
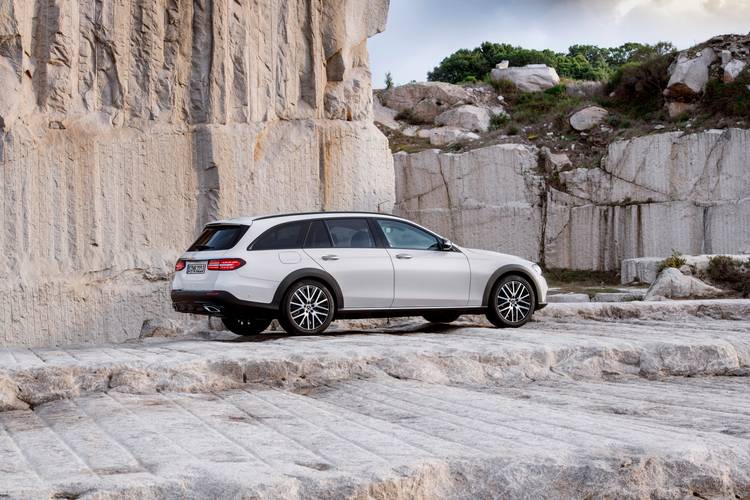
[[379, 82, 472, 123], [644, 268, 726, 301], [428, 127, 480, 146], [435, 105, 492, 132], [491, 63, 560, 92], [665, 49, 717, 98], [570, 106, 609, 131]]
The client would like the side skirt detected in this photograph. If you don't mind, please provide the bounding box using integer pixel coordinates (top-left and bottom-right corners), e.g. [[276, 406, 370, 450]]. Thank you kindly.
[[335, 307, 487, 320]]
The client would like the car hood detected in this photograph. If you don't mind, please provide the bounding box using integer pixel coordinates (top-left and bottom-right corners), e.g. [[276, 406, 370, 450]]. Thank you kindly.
[[460, 247, 533, 266]]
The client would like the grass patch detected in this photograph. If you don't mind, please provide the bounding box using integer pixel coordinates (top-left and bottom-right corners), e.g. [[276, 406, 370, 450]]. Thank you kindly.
[[658, 249, 687, 271], [507, 87, 582, 125]]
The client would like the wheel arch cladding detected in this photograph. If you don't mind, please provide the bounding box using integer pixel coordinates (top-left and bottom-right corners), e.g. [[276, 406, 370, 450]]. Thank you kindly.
[[482, 265, 539, 308], [273, 268, 344, 310]]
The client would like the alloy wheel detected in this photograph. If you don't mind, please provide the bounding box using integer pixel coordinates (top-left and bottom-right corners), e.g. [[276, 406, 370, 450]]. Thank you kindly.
[[495, 280, 532, 323], [289, 284, 331, 332]]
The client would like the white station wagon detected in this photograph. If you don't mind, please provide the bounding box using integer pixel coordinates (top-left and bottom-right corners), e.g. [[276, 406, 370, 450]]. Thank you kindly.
[[171, 212, 548, 335]]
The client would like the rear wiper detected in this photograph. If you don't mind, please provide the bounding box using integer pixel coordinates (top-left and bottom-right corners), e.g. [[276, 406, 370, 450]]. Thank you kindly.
[[194, 245, 213, 251]]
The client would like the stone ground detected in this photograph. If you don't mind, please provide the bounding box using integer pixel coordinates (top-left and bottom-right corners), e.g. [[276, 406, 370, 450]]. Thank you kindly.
[[1, 301, 749, 499]]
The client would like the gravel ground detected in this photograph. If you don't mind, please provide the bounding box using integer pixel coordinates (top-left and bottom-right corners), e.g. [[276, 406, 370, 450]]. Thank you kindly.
[[0, 301, 748, 499]]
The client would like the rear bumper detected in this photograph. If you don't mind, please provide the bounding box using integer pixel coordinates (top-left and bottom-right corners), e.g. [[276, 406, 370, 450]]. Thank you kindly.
[[171, 290, 277, 319]]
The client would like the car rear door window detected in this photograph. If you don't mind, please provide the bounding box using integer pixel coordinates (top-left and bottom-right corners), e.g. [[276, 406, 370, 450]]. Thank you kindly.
[[252, 221, 308, 250], [304, 220, 332, 248], [188, 225, 249, 251], [376, 219, 441, 250], [325, 219, 376, 248]]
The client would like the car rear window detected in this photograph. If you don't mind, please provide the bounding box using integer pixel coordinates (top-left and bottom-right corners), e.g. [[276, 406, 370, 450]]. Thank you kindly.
[[251, 221, 309, 250], [188, 225, 249, 252]]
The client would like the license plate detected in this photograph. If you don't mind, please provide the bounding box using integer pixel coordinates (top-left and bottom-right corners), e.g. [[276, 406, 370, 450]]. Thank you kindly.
[[186, 262, 206, 274]]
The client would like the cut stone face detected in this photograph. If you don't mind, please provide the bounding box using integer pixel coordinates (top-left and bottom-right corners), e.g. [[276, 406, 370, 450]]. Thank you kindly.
[[0, 0, 394, 347]]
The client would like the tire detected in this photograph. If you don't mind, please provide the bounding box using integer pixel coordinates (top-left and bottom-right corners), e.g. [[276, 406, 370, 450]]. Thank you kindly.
[[222, 317, 272, 336], [278, 280, 335, 335], [422, 312, 461, 324], [486, 274, 536, 328]]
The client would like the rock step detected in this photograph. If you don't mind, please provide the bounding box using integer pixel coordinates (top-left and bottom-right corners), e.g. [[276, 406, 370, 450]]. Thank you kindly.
[[0, 377, 748, 498], [1, 301, 749, 410]]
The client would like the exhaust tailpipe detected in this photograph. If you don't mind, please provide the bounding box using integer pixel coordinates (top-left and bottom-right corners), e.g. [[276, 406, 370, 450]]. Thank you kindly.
[[203, 305, 222, 314]]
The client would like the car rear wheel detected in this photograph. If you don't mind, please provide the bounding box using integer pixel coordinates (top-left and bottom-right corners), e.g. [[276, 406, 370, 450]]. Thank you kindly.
[[279, 280, 335, 335], [222, 317, 272, 336], [422, 312, 461, 324], [486, 274, 536, 328]]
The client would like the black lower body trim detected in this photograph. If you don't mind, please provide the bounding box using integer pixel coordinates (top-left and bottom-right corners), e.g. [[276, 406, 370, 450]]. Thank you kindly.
[[172, 291, 548, 320], [171, 290, 277, 319], [335, 307, 487, 320]]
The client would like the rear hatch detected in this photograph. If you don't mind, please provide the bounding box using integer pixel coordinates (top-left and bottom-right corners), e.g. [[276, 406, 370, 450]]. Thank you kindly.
[[174, 224, 249, 291]]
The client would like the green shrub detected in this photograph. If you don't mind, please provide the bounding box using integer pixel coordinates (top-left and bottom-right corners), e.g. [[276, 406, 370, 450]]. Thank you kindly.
[[659, 249, 687, 271], [506, 124, 519, 135], [701, 69, 750, 119], [507, 89, 581, 125], [544, 84, 567, 97], [385, 72, 394, 90], [491, 78, 518, 95], [606, 54, 674, 118], [706, 256, 750, 297], [489, 113, 510, 131]]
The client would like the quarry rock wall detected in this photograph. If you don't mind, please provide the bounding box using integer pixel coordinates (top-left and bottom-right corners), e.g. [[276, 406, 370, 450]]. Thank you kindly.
[[395, 128, 750, 271], [0, 0, 394, 346]]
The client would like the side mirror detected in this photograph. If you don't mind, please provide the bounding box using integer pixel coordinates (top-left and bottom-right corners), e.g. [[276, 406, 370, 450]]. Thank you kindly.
[[441, 239, 455, 251]]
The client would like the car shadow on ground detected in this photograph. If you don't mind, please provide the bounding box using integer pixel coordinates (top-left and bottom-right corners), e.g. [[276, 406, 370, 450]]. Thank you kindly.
[[212, 322, 482, 343]]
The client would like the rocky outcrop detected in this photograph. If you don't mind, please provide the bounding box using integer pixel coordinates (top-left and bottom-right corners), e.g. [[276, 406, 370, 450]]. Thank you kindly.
[[0, 0, 394, 346], [644, 268, 726, 301], [663, 35, 750, 116], [395, 128, 750, 270], [378, 82, 471, 123], [490, 62, 560, 92], [622, 254, 750, 285]]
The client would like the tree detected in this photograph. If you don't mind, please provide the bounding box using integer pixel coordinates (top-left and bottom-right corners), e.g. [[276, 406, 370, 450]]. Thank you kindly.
[[385, 72, 394, 89], [427, 41, 678, 85]]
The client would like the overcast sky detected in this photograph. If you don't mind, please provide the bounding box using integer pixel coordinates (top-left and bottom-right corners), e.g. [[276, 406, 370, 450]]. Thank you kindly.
[[369, 0, 750, 87]]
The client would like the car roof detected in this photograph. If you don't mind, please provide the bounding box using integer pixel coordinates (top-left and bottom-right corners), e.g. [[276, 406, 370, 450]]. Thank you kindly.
[[209, 212, 408, 226]]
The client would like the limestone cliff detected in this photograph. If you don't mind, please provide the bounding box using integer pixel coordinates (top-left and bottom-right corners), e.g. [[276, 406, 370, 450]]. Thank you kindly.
[[0, 0, 394, 346], [395, 128, 750, 271]]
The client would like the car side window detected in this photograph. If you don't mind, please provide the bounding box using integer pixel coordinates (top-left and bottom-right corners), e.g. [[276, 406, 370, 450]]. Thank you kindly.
[[325, 219, 376, 248], [252, 221, 308, 250], [376, 219, 441, 251], [304, 220, 332, 248]]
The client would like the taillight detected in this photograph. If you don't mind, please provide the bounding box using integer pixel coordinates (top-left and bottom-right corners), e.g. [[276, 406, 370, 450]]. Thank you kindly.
[[207, 258, 246, 271], [175, 260, 186, 272]]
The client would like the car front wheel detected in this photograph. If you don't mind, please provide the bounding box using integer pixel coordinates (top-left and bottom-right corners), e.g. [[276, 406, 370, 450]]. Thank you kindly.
[[279, 280, 335, 335], [222, 317, 272, 336], [486, 274, 536, 328]]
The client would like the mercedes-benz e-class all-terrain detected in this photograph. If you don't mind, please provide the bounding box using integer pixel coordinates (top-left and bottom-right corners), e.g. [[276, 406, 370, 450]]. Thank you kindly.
[[171, 212, 548, 336]]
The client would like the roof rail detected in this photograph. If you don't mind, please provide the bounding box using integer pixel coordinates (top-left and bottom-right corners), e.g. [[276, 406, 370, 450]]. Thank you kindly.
[[252, 211, 396, 221]]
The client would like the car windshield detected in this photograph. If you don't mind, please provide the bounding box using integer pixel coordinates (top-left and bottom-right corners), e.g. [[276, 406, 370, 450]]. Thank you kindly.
[[188, 225, 249, 251]]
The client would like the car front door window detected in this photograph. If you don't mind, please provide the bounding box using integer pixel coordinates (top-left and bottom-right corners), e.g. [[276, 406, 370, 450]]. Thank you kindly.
[[376, 220, 440, 251]]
